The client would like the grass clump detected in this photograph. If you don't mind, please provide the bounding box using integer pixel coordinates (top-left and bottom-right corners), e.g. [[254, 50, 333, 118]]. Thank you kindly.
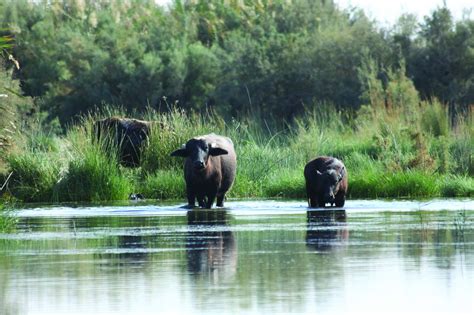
[[56, 146, 132, 202], [6, 151, 61, 202], [439, 176, 474, 197], [55, 122, 132, 202]]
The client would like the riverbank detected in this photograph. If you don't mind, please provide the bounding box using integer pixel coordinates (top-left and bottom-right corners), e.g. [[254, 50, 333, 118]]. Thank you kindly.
[[2, 102, 472, 203]]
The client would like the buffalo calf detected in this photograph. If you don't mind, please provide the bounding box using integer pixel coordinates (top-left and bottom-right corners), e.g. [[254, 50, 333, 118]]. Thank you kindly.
[[171, 134, 237, 209], [304, 156, 348, 208]]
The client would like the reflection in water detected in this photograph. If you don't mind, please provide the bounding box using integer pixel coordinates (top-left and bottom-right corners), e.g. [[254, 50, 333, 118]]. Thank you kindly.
[[0, 270, 19, 315], [114, 234, 148, 265], [2, 203, 473, 314], [74, 216, 157, 267], [186, 210, 237, 277], [306, 210, 348, 251]]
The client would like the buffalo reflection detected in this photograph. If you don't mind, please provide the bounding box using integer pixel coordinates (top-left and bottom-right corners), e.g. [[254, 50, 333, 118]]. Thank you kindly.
[[75, 216, 156, 267], [306, 210, 349, 251], [186, 210, 237, 277]]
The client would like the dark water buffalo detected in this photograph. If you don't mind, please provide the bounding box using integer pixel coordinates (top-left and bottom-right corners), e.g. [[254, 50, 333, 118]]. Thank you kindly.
[[93, 117, 151, 167], [171, 133, 237, 209], [304, 156, 348, 208]]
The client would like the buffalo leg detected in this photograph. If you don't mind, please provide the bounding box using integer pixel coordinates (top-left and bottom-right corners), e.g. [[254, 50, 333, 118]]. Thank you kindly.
[[335, 192, 345, 207], [205, 193, 216, 209], [309, 196, 318, 208], [317, 197, 326, 208], [216, 194, 225, 207], [186, 191, 196, 208], [306, 184, 314, 207], [197, 195, 206, 208]]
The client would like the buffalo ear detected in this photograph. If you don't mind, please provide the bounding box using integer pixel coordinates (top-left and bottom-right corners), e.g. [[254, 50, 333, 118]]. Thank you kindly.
[[209, 147, 228, 156], [170, 145, 188, 157]]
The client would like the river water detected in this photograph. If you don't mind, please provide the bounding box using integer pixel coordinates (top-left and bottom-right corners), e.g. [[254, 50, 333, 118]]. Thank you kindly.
[[1, 199, 473, 314]]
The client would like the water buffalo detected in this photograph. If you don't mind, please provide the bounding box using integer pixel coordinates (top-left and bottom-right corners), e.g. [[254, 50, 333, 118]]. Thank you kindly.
[[93, 117, 151, 167], [171, 134, 237, 209], [304, 156, 348, 208]]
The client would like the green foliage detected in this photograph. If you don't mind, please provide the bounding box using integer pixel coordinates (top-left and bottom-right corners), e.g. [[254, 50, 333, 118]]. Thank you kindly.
[[0, 62, 35, 171], [349, 171, 439, 198], [0, 199, 17, 233], [0, 0, 393, 123], [230, 143, 282, 198], [421, 100, 450, 137], [1, 2, 473, 124], [450, 114, 474, 176], [56, 148, 132, 202], [400, 8, 474, 111]]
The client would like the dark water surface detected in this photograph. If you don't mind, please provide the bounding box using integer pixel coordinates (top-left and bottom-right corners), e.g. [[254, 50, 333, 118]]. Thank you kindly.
[[1, 200, 473, 314]]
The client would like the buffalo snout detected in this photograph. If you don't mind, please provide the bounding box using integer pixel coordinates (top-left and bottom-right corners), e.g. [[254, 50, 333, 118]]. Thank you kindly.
[[193, 160, 205, 170], [324, 192, 335, 204]]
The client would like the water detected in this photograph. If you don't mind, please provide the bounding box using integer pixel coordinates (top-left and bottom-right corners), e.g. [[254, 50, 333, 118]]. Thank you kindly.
[[1, 199, 473, 315]]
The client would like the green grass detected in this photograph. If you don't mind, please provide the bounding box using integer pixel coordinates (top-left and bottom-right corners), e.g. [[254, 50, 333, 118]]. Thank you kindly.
[[439, 176, 474, 197], [54, 121, 133, 202], [6, 151, 62, 202], [264, 169, 306, 199], [139, 169, 185, 200], [0, 200, 17, 233], [3, 104, 473, 203]]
